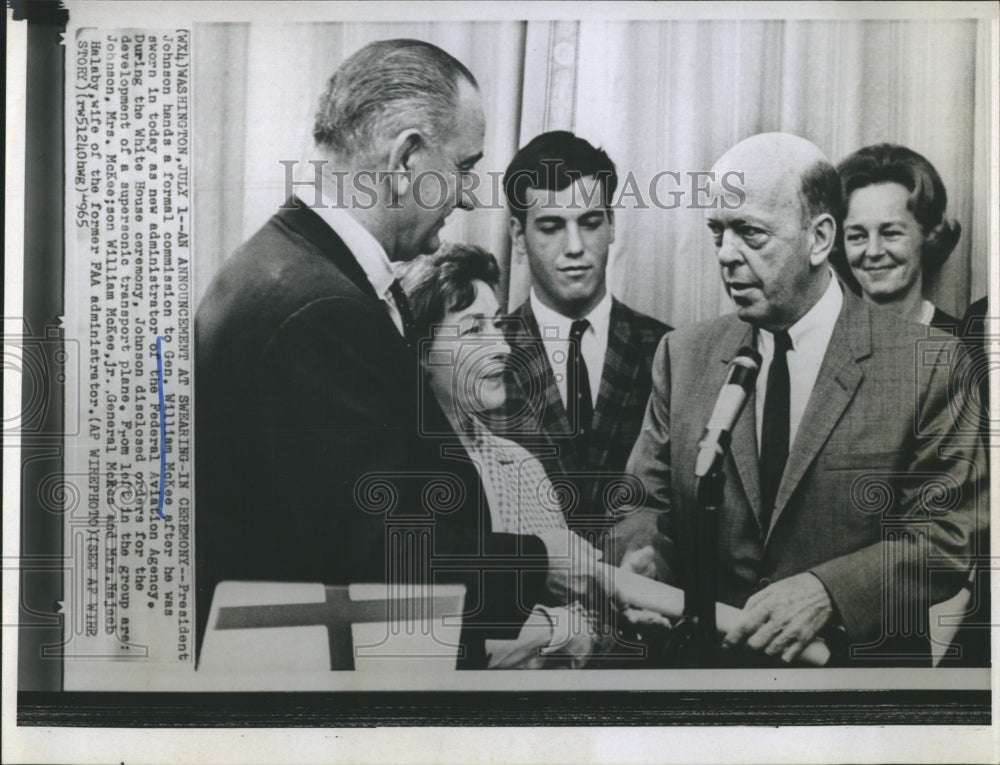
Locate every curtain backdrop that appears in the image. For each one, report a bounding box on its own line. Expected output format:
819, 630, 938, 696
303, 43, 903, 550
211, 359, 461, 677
194, 19, 990, 327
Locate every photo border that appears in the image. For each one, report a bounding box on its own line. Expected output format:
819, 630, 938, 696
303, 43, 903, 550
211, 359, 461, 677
5, 0, 997, 762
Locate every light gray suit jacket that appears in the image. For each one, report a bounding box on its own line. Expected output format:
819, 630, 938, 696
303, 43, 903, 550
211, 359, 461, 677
615, 288, 987, 662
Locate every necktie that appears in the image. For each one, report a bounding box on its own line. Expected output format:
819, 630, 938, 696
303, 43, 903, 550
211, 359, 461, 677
567, 319, 594, 457
759, 330, 792, 533
388, 279, 417, 351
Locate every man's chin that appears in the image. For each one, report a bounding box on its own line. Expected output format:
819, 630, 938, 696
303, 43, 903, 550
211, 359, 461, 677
419, 234, 442, 257
553, 284, 604, 314
734, 303, 770, 326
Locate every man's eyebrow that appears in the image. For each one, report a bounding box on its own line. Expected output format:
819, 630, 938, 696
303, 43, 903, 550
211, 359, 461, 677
720, 217, 751, 228
705, 216, 760, 230
458, 151, 483, 168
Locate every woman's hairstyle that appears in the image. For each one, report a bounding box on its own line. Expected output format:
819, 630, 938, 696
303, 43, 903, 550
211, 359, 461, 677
837, 143, 961, 274
396, 243, 501, 341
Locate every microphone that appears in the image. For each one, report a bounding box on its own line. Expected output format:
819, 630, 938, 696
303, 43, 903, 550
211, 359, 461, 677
694, 346, 762, 478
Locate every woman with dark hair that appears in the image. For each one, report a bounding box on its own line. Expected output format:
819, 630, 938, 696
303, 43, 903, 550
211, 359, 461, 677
397, 244, 618, 668
840, 145, 988, 667
837, 144, 962, 330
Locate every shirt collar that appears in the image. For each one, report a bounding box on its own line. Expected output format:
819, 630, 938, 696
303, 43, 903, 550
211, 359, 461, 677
529, 288, 613, 337
464, 417, 518, 464
463, 416, 488, 451
759, 271, 843, 353
308, 186, 396, 301
461, 415, 508, 457
919, 299, 936, 325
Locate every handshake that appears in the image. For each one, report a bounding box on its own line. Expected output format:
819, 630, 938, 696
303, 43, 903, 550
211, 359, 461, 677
536, 529, 832, 667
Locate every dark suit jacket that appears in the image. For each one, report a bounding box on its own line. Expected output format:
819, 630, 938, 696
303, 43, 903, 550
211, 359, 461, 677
930, 306, 960, 334
498, 298, 669, 531
195, 199, 547, 666
615, 287, 987, 664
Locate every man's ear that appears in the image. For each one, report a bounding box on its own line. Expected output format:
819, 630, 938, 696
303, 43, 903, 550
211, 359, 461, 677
808, 213, 837, 267
386, 129, 423, 197
509, 216, 527, 256
606, 209, 616, 245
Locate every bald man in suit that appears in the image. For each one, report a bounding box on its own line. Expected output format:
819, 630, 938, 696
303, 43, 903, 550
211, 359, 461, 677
616, 133, 987, 666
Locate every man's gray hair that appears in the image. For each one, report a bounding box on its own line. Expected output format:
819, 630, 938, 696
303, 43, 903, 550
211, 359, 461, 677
313, 39, 478, 162
798, 158, 843, 225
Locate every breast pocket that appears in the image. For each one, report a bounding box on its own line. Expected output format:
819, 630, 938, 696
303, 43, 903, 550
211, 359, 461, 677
819, 450, 908, 522
823, 450, 904, 471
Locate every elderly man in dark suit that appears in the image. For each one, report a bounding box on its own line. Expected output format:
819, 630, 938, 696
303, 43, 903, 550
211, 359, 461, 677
616, 132, 987, 666
195, 40, 602, 667
498, 132, 669, 548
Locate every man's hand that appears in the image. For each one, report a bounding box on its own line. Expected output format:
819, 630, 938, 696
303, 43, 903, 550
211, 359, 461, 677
722, 572, 834, 664
620, 545, 660, 579
618, 546, 674, 630
537, 529, 608, 604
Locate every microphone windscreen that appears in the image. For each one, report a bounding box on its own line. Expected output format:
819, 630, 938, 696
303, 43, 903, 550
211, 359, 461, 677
694, 346, 762, 478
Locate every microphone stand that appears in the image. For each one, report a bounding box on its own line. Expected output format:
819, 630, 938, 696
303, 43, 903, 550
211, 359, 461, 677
659, 345, 759, 669
667, 440, 728, 668
689, 460, 725, 667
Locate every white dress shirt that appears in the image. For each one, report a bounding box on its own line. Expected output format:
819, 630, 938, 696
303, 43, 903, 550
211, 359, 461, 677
755, 274, 843, 452
307, 187, 405, 338
529, 289, 612, 410
919, 299, 936, 325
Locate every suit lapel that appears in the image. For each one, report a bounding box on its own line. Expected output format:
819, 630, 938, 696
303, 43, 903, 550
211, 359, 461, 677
275, 198, 381, 304
275, 197, 409, 360
718, 324, 762, 523
508, 304, 575, 471
588, 299, 637, 471
766, 291, 869, 540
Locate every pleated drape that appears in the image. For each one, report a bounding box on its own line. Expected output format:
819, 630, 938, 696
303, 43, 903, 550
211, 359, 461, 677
193, 19, 989, 325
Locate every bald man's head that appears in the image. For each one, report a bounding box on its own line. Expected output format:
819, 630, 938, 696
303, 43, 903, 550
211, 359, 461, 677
711, 133, 843, 226
705, 133, 840, 331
